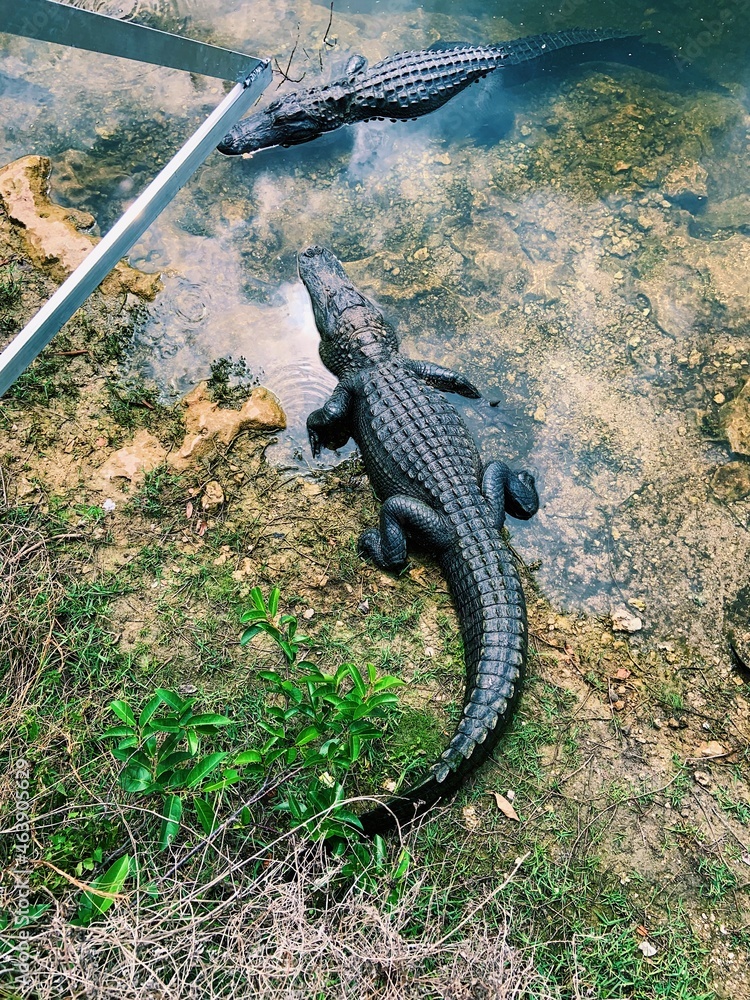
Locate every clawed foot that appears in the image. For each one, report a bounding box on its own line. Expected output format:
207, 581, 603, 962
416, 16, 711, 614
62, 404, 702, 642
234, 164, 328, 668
357, 527, 383, 565
308, 428, 322, 459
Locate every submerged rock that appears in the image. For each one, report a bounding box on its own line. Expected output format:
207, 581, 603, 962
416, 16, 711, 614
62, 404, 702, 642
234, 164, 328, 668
662, 161, 708, 212
691, 194, 750, 236
726, 583, 750, 670
169, 382, 286, 472
711, 461, 750, 502
720, 379, 750, 456
0, 154, 161, 299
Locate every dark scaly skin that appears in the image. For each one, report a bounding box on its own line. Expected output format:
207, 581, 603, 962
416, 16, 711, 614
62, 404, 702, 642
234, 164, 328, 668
218, 27, 635, 155
298, 246, 539, 836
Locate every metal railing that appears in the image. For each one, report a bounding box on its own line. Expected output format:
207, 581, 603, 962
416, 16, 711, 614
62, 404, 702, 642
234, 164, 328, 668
0, 0, 270, 397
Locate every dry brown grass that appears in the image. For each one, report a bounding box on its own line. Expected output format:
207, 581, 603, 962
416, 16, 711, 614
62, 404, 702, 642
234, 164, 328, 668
10, 838, 556, 1000
0, 468, 64, 737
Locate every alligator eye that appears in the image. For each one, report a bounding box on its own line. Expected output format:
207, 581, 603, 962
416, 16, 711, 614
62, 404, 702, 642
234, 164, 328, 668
276, 107, 309, 124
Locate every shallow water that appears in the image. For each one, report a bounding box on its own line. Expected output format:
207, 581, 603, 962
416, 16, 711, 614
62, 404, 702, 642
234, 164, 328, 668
1, 0, 749, 657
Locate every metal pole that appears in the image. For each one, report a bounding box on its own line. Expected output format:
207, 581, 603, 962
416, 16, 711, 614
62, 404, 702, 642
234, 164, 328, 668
0, 0, 261, 82
0, 61, 271, 399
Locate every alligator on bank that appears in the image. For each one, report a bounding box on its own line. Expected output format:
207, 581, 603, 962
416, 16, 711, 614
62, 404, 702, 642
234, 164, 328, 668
218, 28, 639, 156
298, 245, 539, 835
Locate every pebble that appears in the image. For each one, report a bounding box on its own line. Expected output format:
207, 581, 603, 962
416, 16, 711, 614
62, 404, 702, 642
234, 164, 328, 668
611, 607, 643, 633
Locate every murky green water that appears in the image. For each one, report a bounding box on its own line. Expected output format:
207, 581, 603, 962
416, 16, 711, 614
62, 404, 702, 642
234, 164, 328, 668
2, 0, 749, 657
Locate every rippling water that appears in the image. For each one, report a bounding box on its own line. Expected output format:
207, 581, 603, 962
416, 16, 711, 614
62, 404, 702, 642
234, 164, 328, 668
1, 0, 749, 655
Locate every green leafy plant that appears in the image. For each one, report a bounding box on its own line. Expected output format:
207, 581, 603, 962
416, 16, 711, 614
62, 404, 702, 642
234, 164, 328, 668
102, 689, 235, 849
240, 586, 404, 841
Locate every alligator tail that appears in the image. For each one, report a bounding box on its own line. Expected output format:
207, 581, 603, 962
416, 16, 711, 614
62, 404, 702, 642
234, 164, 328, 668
493, 27, 643, 85
358, 514, 527, 837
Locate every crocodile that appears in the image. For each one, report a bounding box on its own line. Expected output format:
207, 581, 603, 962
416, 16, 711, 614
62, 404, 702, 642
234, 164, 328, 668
218, 27, 638, 156
298, 245, 539, 835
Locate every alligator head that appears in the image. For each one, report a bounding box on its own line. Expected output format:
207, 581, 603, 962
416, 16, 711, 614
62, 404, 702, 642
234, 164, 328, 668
298, 245, 399, 378
217, 94, 331, 155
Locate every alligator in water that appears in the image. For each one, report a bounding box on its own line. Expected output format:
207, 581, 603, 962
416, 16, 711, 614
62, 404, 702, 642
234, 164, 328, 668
218, 28, 638, 156
298, 245, 539, 835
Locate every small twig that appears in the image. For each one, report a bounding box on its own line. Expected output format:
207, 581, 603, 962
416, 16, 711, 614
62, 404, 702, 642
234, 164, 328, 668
7, 533, 84, 567
275, 26, 306, 87
32, 859, 127, 900
322, 1, 334, 48
320, 0, 335, 69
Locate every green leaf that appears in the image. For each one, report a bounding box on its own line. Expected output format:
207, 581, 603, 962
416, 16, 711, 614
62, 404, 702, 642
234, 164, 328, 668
240, 608, 268, 623
101, 725, 135, 739
148, 721, 181, 734
156, 752, 195, 777
348, 733, 361, 762
165, 768, 191, 789
347, 663, 367, 698
138, 695, 162, 728
155, 689, 185, 711
75, 854, 131, 925
268, 587, 280, 617
295, 725, 321, 747
331, 808, 363, 830
159, 795, 183, 850
240, 625, 263, 646
13, 903, 50, 929
234, 750, 263, 765
203, 769, 242, 792
109, 700, 135, 727
119, 764, 152, 793
373, 676, 405, 692
258, 721, 285, 739
365, 693, 400, 710
374, 834, 387, 866
393, 848, 411, 880
187, 713, 231, 728
349, 720, 381, 739
119, 750, 152, 770
194, 797, 217, 835
250, 586, 266, 612
187, 731, 199, 754
279, 640, 296, 663
184, 752, 228, 788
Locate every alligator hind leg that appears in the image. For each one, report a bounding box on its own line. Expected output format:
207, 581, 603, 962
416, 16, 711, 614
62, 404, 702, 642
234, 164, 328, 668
358, 495, 452, 570
482, 460, 539, 529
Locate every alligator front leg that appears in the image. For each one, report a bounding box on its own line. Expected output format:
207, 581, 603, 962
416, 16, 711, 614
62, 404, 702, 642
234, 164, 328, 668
481, 460, 539, 530
307, 384, 352, 458
359, 496, 452, 570
405, 360, 481, 399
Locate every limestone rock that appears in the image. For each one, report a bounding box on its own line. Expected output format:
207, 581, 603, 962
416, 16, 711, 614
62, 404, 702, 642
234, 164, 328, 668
697, 194, 750, 234
169, 382, 286, 472
95, 430, 167, 487
0, 155, 161, 299
711, 461, 750, 502
726, 583, 750, 670
720, 379, 750, 456
611, 606, 643, 633
201, 480, 225, 512
662, 161, 708, 211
